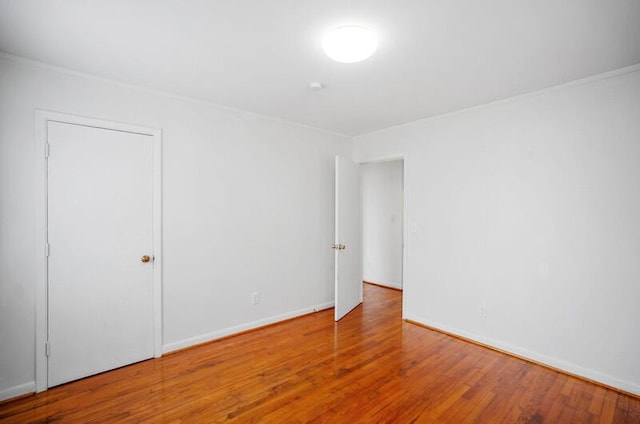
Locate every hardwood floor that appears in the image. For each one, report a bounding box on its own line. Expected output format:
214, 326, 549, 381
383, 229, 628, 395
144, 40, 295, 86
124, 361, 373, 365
1, 284, 639, 423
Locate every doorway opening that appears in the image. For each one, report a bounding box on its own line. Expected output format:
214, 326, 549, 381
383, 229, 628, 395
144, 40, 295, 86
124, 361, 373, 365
360, 158, 405, 315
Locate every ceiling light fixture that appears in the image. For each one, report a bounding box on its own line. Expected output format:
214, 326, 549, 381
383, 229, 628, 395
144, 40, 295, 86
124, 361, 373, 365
323, 25, 378, 63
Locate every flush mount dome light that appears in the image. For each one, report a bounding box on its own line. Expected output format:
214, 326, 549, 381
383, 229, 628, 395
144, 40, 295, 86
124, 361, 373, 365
323, 25, 378, 63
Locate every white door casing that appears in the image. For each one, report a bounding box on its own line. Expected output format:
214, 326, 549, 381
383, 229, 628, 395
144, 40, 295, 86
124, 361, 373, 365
35, 111, 162, 391
334, 156, 362, 321
355, 154, 409, 319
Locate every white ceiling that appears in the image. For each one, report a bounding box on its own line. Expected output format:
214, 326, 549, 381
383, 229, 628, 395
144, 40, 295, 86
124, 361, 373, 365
1, 0, 639, 136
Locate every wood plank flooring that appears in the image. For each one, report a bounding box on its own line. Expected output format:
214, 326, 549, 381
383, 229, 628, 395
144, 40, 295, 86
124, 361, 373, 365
1, 284, 639, 423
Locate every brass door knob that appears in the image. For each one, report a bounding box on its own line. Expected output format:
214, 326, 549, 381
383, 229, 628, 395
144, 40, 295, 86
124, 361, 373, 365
141, 255, 151, 263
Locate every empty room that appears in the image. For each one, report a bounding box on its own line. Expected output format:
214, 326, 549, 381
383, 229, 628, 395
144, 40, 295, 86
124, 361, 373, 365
1, 0, 639, 422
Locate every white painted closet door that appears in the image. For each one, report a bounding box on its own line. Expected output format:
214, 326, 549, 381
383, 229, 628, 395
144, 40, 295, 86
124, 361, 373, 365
334, 156, 362, 321
47, 121, 155, 387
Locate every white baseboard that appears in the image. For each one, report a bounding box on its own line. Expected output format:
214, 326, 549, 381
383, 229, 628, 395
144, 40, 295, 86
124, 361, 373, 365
404, 313, 640, 396
0, 381, 35, 402
163, 301, 335, 354
364, 280, 402, 290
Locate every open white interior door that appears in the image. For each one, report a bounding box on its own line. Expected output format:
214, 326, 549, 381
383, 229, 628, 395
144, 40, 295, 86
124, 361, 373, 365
334, 156, 362, 321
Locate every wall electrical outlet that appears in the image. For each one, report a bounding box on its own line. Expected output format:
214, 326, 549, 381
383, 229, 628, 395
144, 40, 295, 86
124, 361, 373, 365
251, 292, 260, 305
479, 304, 487, 318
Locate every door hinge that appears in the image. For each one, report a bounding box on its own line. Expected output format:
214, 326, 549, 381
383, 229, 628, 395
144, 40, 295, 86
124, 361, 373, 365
45, 143, 50, 158
45, 243, 50, 257
45, 341, 50, 357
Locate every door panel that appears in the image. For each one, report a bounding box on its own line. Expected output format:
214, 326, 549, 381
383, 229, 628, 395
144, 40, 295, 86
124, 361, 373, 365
334, 156, 362, 321
47, 121, 155, 387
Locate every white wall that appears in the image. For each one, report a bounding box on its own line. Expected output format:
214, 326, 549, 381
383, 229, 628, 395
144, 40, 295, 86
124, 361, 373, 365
0, 55, 349, 400
361, 161, 403, 289
354, 66, 640, 395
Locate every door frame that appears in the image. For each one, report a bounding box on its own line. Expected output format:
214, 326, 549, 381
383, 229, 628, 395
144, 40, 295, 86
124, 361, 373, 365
356, 154, 408, 319
34, 110, 163, 392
